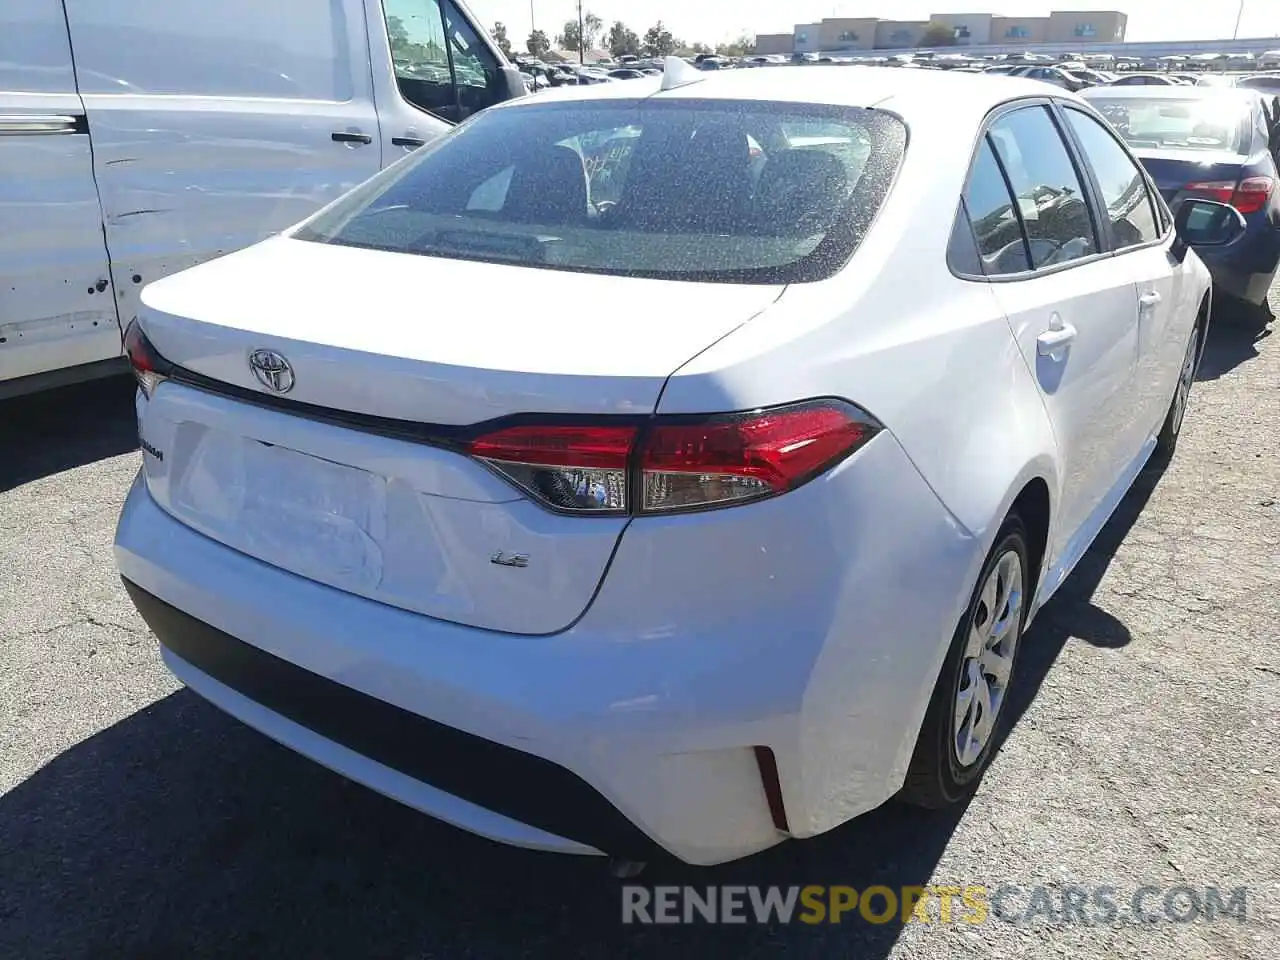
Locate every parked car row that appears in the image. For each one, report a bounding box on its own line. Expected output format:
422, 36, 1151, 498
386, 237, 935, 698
515, 56, 748, 91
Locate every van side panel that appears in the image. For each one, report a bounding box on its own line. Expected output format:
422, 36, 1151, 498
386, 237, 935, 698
62, 0, 384, 327
0, 0, 123, 390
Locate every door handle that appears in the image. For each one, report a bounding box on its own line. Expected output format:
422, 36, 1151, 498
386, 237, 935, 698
0, 114, 85, 136
1036, 322, 1078, 358
1139, 291, 1162, 308
392, 136, 426, 148
331, 131, 372, 145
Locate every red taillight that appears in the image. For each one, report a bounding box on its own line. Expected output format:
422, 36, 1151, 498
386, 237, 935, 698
466, 401, 879, 515
123, 320, 170, 397
1184, 177, 1274, 215
639, 402, 877, 512
1232, 176, 1274, 215
468, 424, 636, 469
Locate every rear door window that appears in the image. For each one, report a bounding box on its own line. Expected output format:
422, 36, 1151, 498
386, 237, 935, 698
987, 106, 1099, 270
1063, 107, 1161, 249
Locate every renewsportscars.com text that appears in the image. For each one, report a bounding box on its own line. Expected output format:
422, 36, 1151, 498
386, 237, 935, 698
621, 884, 1249, 926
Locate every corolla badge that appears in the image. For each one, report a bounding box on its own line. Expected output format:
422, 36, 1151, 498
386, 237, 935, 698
248, 349, 295, 394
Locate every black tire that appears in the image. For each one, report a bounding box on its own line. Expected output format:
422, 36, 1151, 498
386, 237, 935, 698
1154, 315, 1205, 461
900, 514, 1030, 809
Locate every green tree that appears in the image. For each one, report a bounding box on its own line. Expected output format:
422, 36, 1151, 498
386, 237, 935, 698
556, 20, 580, 52
920, 21, 958, 47
491, 21, 513, 58
584, 12, 603, 50
558, 13, 601, 57
716, 35, 754, 57
607, 21, 641, 58
642, 21, 677, 58
387, 15, 409, 47
526, 29, 551, 56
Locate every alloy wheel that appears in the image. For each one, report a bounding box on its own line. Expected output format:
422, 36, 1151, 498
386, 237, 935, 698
954, 550, 1023, 768
1169, 329, 1199, 438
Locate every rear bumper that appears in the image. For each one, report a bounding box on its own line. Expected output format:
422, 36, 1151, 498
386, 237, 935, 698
1205, 265, 1277, 306
114, 427, 980, 865
1197, 227, 1280, 305
124, 579, 656, 859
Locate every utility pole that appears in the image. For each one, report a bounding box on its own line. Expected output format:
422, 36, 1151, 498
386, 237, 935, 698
529, 0, 535, 38
1233, 0, 1245, 40
578, 0, 585, 63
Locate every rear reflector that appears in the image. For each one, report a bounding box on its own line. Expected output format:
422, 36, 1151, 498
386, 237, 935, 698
754, 746, 790, 833
467, 400, 880, 515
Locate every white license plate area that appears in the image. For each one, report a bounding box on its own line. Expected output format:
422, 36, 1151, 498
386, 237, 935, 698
171, 427, 387, 591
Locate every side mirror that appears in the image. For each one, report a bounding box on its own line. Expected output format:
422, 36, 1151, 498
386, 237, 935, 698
497, 66, 529, 102
1172, 198, 1247, 261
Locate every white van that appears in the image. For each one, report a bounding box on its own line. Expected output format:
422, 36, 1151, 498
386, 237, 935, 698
1, 0, 524, 399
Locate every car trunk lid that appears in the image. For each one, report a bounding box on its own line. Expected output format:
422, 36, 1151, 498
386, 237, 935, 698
1131, 149, 1246, 205
135, 237, 782, 634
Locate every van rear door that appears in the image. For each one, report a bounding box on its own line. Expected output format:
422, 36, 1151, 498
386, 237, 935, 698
61, 0, 385, 330
0, 0, 122, 396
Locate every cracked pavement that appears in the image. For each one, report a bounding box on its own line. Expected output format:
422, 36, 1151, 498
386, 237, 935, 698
1, 292, 1277, 959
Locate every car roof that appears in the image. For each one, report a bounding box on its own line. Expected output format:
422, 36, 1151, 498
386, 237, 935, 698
493, 65, 1066, 121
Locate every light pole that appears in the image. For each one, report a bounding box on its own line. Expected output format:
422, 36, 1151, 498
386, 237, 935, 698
578, 0, 585, 64
1233, 0, 1246, 40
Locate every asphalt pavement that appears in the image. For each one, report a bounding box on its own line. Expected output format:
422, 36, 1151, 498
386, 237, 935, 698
1, 293, 1277, 959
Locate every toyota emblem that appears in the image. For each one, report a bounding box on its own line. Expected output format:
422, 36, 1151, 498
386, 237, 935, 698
248, 349, 295, 394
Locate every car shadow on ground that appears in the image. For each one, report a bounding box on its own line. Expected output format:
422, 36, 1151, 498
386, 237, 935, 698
1197, 299, 1273, 382
0, 375, 138, 492
0, 464, 1168, 959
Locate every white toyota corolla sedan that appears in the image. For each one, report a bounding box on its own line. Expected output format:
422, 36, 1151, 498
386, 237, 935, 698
115, 61, 1241, 868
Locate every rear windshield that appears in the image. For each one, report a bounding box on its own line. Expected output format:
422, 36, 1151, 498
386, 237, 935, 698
293, 99, 907, 283
1087, 96, 1247, 153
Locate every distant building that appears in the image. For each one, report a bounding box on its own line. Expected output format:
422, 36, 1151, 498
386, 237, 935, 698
754, 33, 793, 55
820, 18, 879, 52
761, 8, 1128, 54
927, 13, 994, 46
991, 15, 1049, 43
1046, 9, 1127, 43
793, 22, 823, 54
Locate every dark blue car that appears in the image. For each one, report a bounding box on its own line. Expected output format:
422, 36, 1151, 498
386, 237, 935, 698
1084, 86, 1280, 305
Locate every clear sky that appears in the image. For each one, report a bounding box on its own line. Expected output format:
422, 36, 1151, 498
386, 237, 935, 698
467, 0, 1280, 48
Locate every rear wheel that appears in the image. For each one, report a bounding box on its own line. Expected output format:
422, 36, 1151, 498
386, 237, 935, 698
900, 515, 1029, 809
1154, 317, 1203, 460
